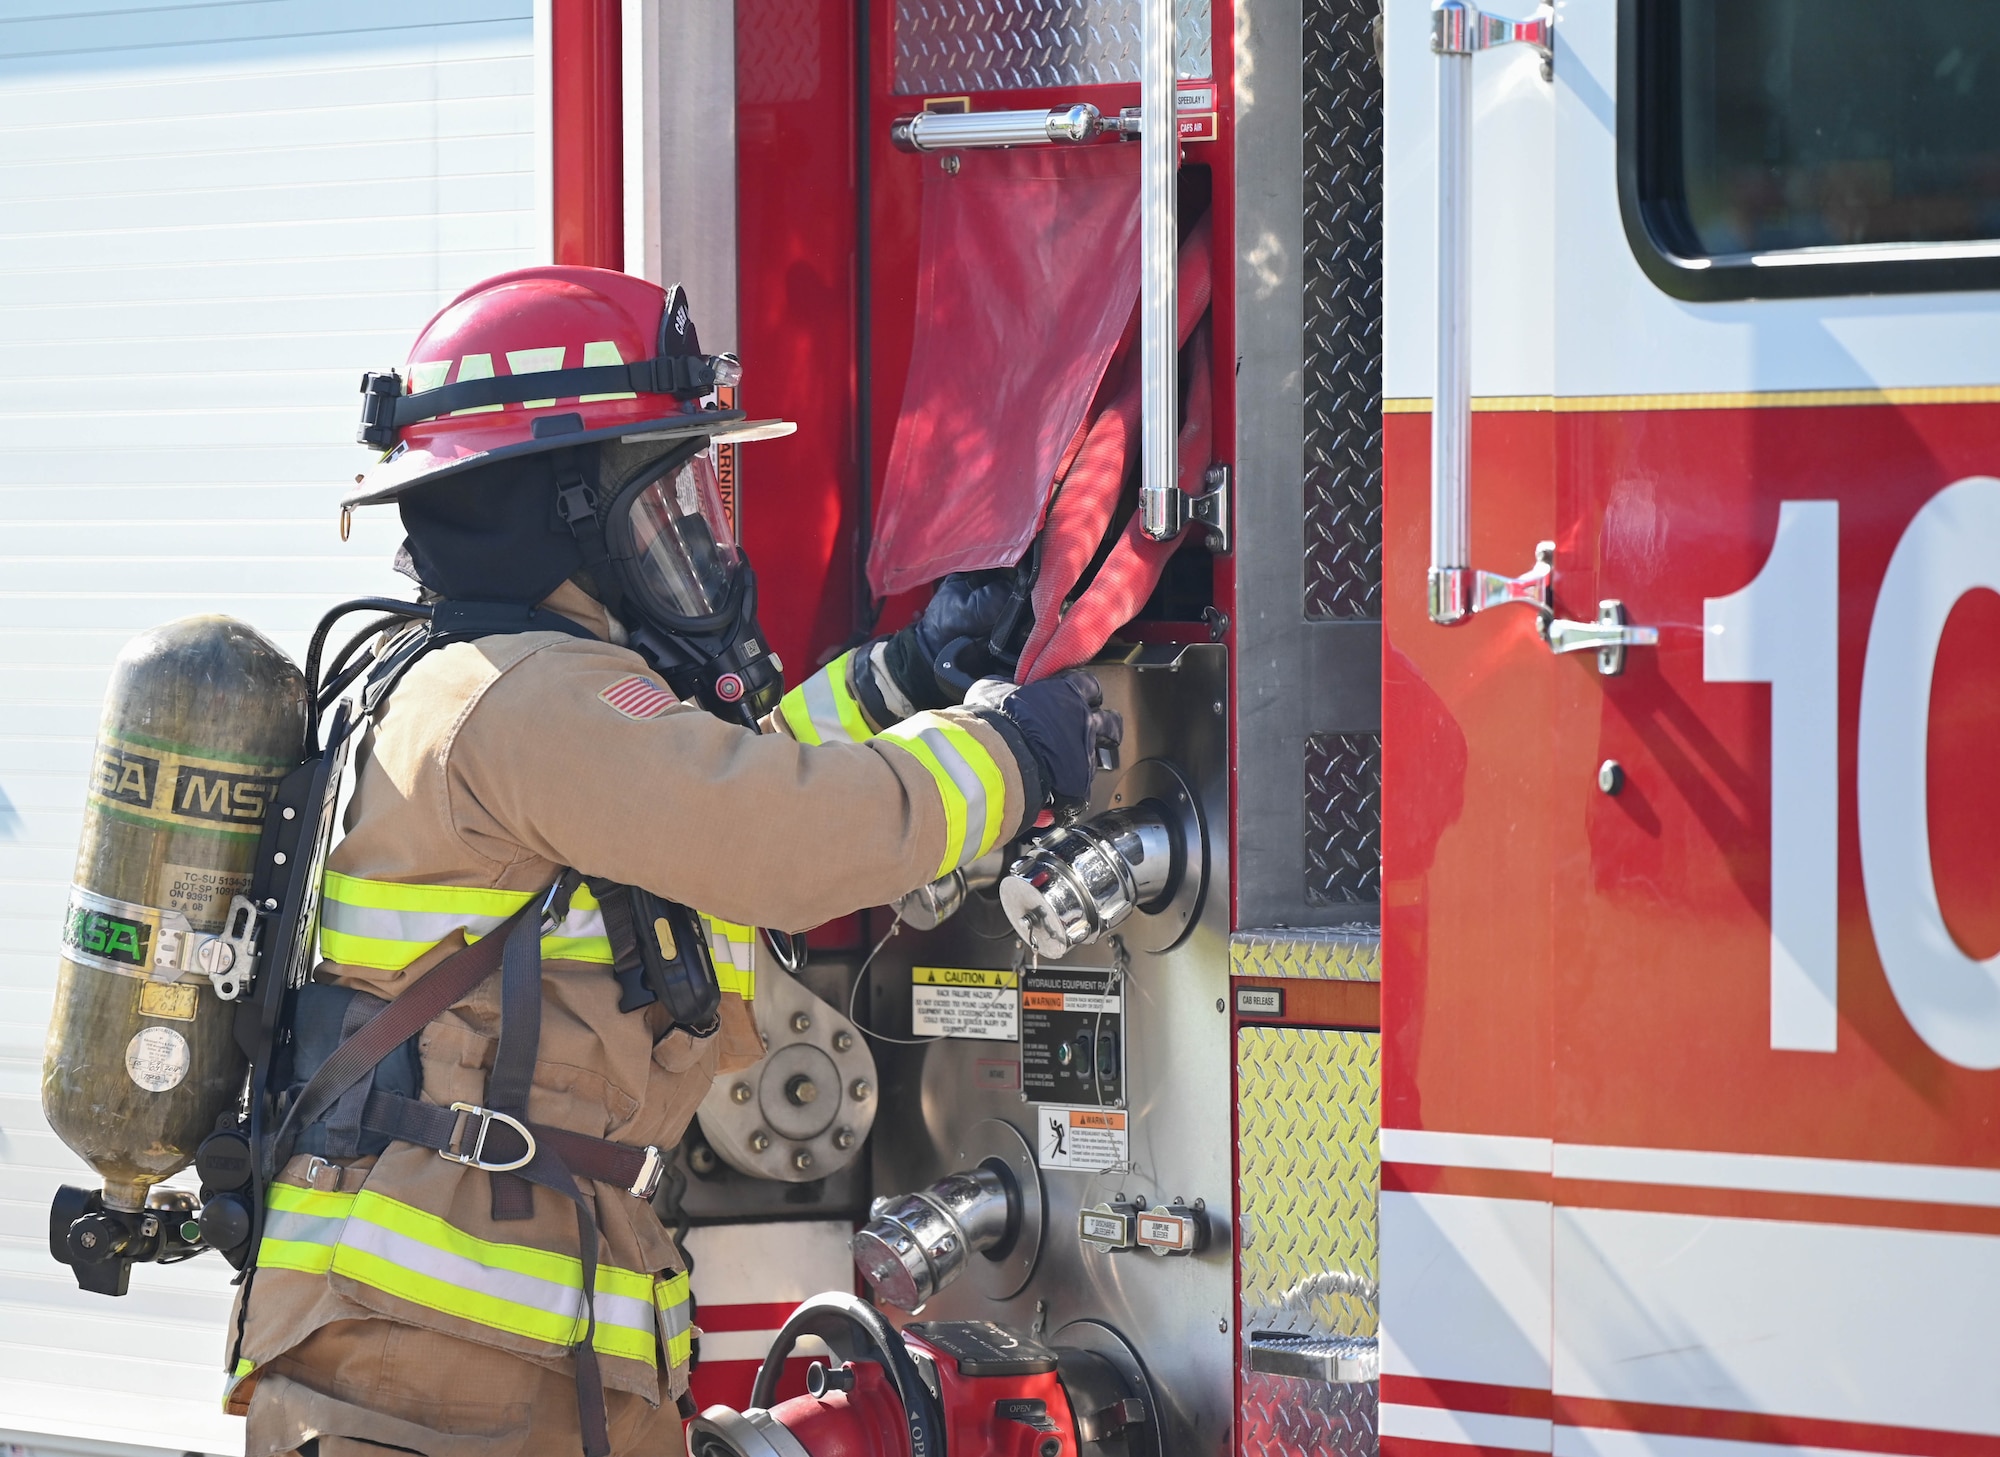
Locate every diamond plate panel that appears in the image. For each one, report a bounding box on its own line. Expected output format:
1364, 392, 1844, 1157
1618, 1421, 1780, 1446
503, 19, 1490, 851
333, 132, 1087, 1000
892, 0, 1212, 94
1238, 1027, 1380, 1457
1306, 731, 1381, 906
1302, 0, 1383, 619
1230, 926, 1380, 982
739, 0, 823, 104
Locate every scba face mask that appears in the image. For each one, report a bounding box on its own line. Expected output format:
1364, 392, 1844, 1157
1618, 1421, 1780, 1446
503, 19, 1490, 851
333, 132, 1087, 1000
594, 442, 782, 725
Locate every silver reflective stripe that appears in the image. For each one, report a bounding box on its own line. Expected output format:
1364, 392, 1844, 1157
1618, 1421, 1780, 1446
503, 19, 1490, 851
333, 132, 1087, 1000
915, 725, 991, 866
801, 665, 851, 743
869, 639, 917, 721
262, 1207, 342, 1249
552, 905, 607, 942
319, 900, 511, 945
318, 900, 604, 946
658, 1293, 692, 1338
336, 1211, 653, 1339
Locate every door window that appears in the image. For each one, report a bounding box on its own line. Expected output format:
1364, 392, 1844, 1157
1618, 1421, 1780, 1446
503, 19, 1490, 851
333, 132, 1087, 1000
1620, 0, 2000, 297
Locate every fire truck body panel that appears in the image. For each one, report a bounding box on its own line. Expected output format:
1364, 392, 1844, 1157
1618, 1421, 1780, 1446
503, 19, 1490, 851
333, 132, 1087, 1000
1381, 3, 2000, 1453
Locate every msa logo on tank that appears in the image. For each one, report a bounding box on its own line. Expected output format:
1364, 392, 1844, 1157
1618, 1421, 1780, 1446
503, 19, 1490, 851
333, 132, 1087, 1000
89, 733, 283, 834
65, 901, 151, 969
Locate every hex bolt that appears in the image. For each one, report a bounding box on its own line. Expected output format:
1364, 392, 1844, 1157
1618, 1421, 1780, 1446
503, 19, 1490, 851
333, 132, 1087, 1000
832, 1029, 854, 1052
786, 1074, 819, 1106
834, 1126, 856, 1150
1598, 759, 1625, 796
749, 1130, 771, 1153
940, 153, 961, 175
793, 1149, 814, 1173
790, 1011, 812, 1034
730, 1082, 753, 1104
850, 1079, 873, 1101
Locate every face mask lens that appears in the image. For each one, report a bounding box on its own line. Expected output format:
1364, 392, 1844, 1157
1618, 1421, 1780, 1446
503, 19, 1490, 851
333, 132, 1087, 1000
625, 453, 739, 619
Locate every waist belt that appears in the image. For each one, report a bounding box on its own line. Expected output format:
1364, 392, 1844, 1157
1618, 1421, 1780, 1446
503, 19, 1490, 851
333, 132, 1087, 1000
359, 1090, 666, 1201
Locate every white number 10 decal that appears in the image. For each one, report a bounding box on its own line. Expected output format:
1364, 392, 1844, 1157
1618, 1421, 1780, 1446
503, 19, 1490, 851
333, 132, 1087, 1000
1703, 477, 2000, 1069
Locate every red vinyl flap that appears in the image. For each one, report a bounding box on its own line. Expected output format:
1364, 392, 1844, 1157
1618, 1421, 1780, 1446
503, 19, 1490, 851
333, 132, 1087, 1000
868, 144, 1141, 598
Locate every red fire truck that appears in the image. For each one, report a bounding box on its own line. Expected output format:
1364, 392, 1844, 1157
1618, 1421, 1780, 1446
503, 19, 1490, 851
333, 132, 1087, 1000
12, 0, 1999, 1454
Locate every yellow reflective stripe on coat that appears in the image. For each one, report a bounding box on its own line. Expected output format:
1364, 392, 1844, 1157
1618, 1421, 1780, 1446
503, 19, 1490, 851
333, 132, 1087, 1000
701, 915, 756, 1001
259, 1184, 673, 1367
877, 712, 1007, 877
318, 872, 613, 971
778, 650, 872, 745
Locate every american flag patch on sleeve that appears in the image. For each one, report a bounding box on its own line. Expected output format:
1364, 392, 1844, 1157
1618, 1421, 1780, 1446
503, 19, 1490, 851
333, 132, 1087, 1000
597, 674, 677, 721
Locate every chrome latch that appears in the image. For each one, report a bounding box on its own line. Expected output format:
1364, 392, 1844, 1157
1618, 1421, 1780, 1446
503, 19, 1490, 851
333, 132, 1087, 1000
628, 1145, 666, 1201
1546, 599, 1660, 677
442, 1102, 537, 1173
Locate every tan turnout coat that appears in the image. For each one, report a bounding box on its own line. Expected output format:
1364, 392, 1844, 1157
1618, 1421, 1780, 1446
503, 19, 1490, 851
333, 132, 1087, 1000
234, 582, 1028, 1457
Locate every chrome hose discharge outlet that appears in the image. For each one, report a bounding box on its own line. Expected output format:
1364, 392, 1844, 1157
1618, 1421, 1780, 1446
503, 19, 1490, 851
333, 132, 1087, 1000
999, 759, 1207, 961
890, 846, 1006, 931
850, 1120, 1044, 1311
853, 1165, 1014, 1310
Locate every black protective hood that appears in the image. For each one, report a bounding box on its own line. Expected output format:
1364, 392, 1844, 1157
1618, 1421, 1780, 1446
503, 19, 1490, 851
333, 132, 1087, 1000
396, 449, 586, 605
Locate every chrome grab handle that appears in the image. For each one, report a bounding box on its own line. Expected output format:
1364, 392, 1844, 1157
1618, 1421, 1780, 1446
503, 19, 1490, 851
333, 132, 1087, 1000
890, 104, 1136, 153
1137, 0, 1180, 544
1427, 0, 1553, 627
1425, 4, 1653, 676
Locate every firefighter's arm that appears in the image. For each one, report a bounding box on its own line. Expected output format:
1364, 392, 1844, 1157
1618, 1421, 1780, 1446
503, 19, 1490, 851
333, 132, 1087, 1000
446, 639, 1048, 932
767, 572, 1017, 743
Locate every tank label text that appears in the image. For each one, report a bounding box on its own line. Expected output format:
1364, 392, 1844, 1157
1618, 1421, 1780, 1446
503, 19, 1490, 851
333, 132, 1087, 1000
89, 733, 285, 836
125, 1025, 191, 1092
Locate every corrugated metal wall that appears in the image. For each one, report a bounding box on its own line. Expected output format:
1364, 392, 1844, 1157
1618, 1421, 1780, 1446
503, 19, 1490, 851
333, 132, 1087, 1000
0, 3, 540, 1451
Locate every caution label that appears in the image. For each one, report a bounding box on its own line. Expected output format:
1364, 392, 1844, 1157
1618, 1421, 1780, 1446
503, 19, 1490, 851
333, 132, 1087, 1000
1036, 1104, 1129, 1172
912, 966, 1018, 1041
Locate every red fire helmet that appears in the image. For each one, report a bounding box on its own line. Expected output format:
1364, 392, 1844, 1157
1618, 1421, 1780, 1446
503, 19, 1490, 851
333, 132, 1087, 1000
345, 265, 786, 506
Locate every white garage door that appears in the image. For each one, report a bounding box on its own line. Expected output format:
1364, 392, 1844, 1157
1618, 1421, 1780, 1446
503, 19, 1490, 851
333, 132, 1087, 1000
0, 3, 542, 1451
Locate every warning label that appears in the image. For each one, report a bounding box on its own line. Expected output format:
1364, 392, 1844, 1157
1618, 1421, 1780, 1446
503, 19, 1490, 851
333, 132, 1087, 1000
911, 966, 1018, 1041
1020, 967, 1123, 1106
1037, 1104, 1129, 1172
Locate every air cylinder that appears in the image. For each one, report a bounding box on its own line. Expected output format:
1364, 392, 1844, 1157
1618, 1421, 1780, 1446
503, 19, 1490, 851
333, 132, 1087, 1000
41, 616, 306, 1211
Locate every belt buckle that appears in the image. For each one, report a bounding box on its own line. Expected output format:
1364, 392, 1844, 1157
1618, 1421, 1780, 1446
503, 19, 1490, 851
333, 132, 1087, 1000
442, 1101, 537, 1173
629, 1145, 666, 1201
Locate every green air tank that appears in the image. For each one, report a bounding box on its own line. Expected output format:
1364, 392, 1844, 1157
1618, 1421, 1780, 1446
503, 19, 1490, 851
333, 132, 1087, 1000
42, 616, 307, 1211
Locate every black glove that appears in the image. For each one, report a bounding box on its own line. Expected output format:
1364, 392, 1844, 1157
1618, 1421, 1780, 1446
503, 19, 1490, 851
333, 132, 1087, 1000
982, 671, 1123, 824
880, 570, 1018, 710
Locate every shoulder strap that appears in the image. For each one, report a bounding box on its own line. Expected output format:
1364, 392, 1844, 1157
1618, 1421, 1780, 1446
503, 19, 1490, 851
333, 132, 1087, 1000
360, 600, 597, 716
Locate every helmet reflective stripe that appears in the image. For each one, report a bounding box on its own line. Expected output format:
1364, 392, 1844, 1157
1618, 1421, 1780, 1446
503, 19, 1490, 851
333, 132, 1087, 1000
701, 915, 756, 1001
450, 353, 502, 416
506, 346, 567, 409
580, 339, 637, 403
318, 871, 613, 972
259, 1184, 681, 1368
778, 651, 871, 746
879, 713, 1007, 878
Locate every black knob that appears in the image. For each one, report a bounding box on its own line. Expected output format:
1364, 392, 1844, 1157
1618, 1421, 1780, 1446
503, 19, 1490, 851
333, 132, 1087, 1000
195, 1129, 255, 1192
68, 1211, 131, 1266
198, 1192, 254, 1252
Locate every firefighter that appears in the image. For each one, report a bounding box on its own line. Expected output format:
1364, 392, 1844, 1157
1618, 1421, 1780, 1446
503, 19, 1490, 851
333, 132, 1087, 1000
229, 266, 1115, 1457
